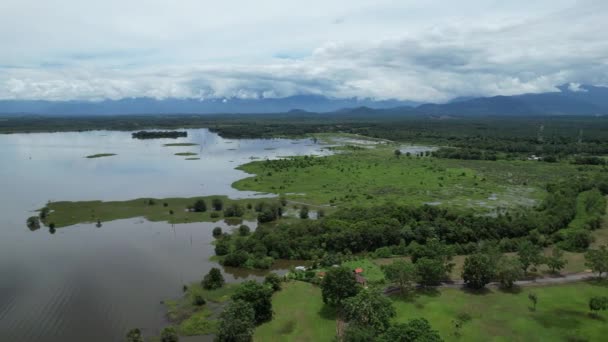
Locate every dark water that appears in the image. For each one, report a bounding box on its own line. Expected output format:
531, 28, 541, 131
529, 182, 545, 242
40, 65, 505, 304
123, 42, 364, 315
0, 129, 327, 341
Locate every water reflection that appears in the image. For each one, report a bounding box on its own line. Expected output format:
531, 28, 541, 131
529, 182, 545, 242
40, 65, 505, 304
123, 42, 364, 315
0, 129, 330, 342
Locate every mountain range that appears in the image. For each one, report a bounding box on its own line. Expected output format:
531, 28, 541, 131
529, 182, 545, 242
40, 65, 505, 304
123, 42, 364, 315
0, 84, 606, 116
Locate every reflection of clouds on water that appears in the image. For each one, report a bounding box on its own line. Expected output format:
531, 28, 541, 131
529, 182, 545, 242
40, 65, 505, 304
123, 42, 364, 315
0, 129, 331, 218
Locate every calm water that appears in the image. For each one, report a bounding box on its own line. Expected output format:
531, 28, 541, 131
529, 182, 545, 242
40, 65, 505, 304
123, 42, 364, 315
0, 129, 329, 341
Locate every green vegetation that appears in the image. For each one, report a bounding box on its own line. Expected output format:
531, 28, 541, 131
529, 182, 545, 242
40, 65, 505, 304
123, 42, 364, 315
254, 281, 336, 342
41, 196, 270, 227
132, 130, 187, 139
185, 157, 200, 160
85, 153, 116, 158
343, 259, 385, 283
174, 152, 197, 156
164, 143, 199, 147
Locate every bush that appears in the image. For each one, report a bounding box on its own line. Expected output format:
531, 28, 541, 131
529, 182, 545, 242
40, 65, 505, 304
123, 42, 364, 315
264, 273, 282, 292
193, 199, 207, 212
212, 227, 223, 238
238, 225, 251, 236
192, 294, 206, 306
160, 327, 179, 342
214, 240, 230, 256
212, 198, 224, 211
202, 267, 225, 290
224, 204, 245, 217
210, 212, 221, 218
223, 251, 249, 267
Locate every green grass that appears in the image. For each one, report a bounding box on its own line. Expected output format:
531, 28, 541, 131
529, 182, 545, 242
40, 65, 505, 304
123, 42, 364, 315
254, 281, 336, 342
393, 280, 608, 342
175, 152, 198, 156
342, 258, 386, 283
233, 147, 583, 212
164, 143, 199, 147
165, 282, 238, 336
85, 153, 116, 158
43, 196, 267, 228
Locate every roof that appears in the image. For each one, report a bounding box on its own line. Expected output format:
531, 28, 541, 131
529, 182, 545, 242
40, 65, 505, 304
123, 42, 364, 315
354, 268, 364, 274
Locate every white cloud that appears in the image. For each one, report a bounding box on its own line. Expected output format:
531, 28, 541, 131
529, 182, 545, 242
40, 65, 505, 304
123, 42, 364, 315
0, 0, 606, 101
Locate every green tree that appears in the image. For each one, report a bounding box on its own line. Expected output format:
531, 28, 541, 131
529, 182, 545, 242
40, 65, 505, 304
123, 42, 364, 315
216, 300, 255, 342
231, 281, 273, 324
415, 258, 447, 287
546, 248, 567, 274
517, 240, 543, 273
125, 328, 144, 342
160, 326, 179, 342
238, 225, 251, 236
299, 206, 309, 219
321, 266, 360, 306
495, 256, 524, 289
589, 296, 608, 316
212, 227, 223, 238
462, 253, 495, 290
378, 318, 443, 342
343, 324, 376, 342
343, 287, 396, 333
193, 199, 207, 212
382, 260, 417, 297
264, 273, 282, 292
585, 245, 608, 278
202, 267, 225, 290
224, 203, 245, 217
394, 149, 402, 158
212, 198, 224, 211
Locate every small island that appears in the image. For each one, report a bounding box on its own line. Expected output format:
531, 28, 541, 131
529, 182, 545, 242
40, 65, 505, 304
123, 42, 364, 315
175, 152, 198, 156
164, 143, 199, 147
85, 153, 117, 159
185, 157, 201, 160
132, 131, 187, 139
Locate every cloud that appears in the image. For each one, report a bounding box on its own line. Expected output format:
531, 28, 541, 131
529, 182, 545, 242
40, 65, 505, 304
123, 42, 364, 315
0, 0, 606, 102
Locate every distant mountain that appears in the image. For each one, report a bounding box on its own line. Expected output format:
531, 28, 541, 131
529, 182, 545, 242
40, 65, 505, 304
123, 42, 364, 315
0, 95, 420, 115
416, 84, 608, 116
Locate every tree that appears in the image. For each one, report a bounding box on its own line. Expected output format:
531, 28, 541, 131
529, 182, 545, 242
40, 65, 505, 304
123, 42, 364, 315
343, 288, 396, 333
27, 216, 41, 231
160, 326, 179, 342
415, 258, 447, 287
231, 281, 273, 324
202, 268, 225, 290
212, 198, 224, 211
238, 225, 251, 236
224, 203, 244, 217
299, 206, 309, 219
264, 273, 282, 292
528, 292, 538, 311
394, 149, 402, 158
125, 328, 144, 342
585, 245, 608, 278
382, 260, 417, 296
193, 294, 206, 306
216, 300, 255, 342
343, 324, 376, 342
495, 256, 524, 289
320, 266, 360, 306
193, 199, 207, 212
378, 318, 443, 342
213, 227, 223, 238
546, 248, 567, 274
462, 253, 495, 290
589, 296, 608, 316
222, 251, 249, 267
517, 240, 543, 273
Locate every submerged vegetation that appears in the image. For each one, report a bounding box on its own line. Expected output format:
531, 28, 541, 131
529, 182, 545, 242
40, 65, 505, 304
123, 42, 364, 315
131, 130, 187, 139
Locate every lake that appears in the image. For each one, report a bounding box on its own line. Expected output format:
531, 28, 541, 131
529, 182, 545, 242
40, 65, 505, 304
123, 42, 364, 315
0, 129, 329, 341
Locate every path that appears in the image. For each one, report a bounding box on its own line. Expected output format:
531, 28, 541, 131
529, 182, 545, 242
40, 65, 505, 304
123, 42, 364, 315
384, 271, 598, 295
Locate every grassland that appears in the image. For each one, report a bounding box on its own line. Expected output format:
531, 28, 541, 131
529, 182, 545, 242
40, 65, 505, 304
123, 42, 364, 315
164, 143, 199, 147
165, 283, 238, 336
254, 281, 336, 342
255, 280, 608, 342
233, 146, 585, 212
85, 153, 116, 158
43, 196, 268, 228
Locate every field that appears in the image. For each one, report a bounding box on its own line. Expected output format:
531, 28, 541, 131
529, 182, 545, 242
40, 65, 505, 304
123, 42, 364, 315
254, 281, 336, 342
233, 146, 585, 212
43, 196, 268, 228
256, 280, 608, 342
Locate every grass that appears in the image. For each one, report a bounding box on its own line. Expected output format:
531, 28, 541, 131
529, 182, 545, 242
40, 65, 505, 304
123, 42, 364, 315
43, 196, 268, 228
175, 152, 198, 156
254, 281, 336, 342
342, 258, 386, 283
392, 280, 608, 342
165, 282, 238, 336
164, 143, 199, 147
85, 153, 116, 158
233, 146, 584, 212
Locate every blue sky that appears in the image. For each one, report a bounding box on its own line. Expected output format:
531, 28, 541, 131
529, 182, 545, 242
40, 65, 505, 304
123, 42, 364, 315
1, 0, 606, 101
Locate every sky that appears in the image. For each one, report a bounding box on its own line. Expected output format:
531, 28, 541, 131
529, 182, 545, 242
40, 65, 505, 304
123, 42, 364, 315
1, 0, 606, 102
